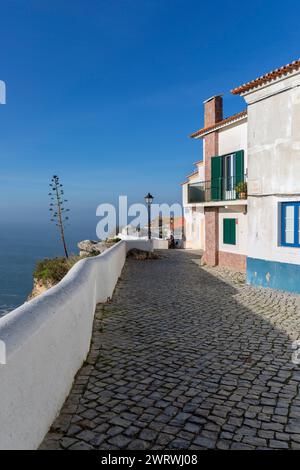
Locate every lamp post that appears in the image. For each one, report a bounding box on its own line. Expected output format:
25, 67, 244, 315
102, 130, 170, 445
144, 192, 154, 240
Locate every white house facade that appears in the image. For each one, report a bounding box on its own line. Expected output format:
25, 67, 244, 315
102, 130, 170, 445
183, 96, 248, 271
182, 162, 205, 250
183, 58, 300, 294
232, 58, 300, 293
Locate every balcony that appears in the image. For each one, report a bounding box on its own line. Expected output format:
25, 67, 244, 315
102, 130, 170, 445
188, 175, 247, 204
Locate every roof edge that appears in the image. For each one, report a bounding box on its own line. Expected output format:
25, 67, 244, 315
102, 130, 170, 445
231, 58, 300, 95
190, 110, 247, 139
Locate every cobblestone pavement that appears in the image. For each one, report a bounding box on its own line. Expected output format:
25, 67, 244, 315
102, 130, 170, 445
41, 250, 300, 450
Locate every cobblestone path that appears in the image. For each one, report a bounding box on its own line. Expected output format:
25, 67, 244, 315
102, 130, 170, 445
41, 250, 300, 450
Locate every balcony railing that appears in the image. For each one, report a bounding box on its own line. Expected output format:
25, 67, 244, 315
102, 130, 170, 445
188, 175, 247, 204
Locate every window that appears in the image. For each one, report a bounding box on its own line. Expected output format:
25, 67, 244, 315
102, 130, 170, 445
223, 218, 236, 245
281, 202, 300, 247
188, 182, 205, 203
211, 150, 244, 201
223, 153, 236, 191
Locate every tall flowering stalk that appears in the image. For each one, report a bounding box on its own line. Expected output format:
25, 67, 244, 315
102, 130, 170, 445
49, 175, 70, 258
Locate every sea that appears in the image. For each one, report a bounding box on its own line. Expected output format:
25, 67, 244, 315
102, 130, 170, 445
0, 223, 97, 317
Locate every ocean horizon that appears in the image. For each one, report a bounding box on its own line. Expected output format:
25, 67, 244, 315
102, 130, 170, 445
0, 223, 98, 317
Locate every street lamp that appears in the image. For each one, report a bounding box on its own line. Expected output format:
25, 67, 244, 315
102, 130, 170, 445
144, 192, 154, 240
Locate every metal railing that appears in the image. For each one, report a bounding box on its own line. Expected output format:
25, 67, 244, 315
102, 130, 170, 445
188, 175, 247, 204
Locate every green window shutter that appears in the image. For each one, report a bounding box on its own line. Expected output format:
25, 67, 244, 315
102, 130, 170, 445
223, 218, 236, 245
211, 156, 222, 201
235, 150, 244, 186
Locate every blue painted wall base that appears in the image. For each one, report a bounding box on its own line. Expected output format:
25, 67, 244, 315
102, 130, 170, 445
247, 257, 300, 294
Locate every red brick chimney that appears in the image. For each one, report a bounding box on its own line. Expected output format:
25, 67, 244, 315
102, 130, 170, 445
204, 95, 223, 181
204, 95, 223, 127
203, 95, 223, 267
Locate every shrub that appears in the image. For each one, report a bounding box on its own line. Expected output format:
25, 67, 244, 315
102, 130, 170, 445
33, 256, 82, 284
235, 181, 247, 194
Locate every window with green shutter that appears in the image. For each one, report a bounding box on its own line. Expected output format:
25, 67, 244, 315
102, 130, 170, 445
223, 218, 236, 245
210, 150, 244, 201
211, 155, 222, 200
235, 150, 244, 186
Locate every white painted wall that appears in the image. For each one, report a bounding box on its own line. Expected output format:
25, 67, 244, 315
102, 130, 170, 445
0, 239, 152, 450
218, 121, 248, 256
244, 70, 300, 264
218, 207, 248, 255
182, 183, 188, 206
182, 163, 205, 249
197, 163, 205, 180
218, 120, 248, 169
246, 72, 300, 196
184, 206, 205, 250
182, 117, 247, 252
247, 195, 300, 265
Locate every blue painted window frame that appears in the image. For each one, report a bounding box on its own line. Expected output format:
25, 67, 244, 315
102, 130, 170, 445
281, 202, 300, 247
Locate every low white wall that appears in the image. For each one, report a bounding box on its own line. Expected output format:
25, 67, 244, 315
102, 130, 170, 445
118, 236, 168, 250
152, 238, 168, 249
0, 239, 152, 450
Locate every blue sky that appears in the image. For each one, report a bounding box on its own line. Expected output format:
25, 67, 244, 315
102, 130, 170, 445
1, 0, 300, 236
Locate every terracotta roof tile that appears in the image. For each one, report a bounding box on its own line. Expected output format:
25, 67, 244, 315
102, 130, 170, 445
231, 59, 300, 95
190, 110, 247, 138
186, 170, 198, 179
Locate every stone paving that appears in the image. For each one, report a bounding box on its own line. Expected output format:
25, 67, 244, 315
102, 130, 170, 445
40, 250, 300, 450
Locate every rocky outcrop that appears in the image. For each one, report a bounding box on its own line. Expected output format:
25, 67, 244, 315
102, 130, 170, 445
28, 278, 54, 300
77, 240, 109, 257
28, 240, 119, 300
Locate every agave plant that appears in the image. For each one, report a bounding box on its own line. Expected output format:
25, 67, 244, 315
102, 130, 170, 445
49, 175, 70, 258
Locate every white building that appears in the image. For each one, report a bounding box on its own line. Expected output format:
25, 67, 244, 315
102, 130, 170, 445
183, 58, 300, 293
232, 58, 300, 293
182, 162, 205, 250
183, 96, 248, 271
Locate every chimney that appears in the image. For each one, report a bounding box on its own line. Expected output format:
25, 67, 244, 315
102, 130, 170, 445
202, 95, 223, 270
204, 95, 223, 127
203, 95, 223, 183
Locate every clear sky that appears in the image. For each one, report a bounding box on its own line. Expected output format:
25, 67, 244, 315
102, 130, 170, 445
1, 0, 300, 236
